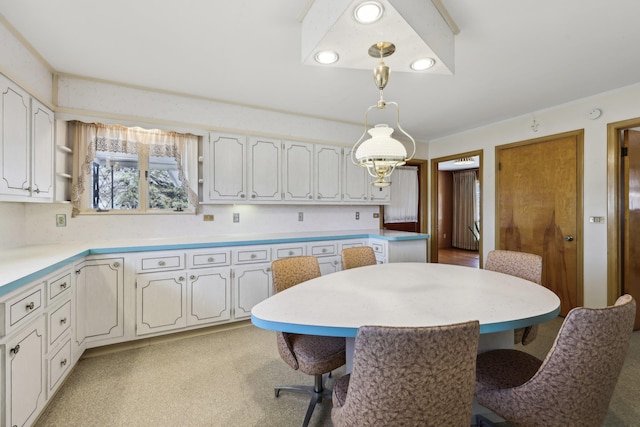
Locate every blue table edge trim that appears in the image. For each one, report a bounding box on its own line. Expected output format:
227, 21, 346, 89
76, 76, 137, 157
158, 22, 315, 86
251, 306, 561, 337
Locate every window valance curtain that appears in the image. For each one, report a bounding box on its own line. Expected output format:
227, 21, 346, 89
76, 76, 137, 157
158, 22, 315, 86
69, 121, 199, 216
452, 169, 479, 250
385, 166, 419, 223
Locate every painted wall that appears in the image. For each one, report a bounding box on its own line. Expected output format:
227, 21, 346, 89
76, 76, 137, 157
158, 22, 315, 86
0, 19, 388, 250
428, 83, 640, 308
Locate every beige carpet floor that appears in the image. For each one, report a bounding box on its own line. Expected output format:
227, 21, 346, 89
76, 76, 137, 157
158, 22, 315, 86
34, 318, 640, 427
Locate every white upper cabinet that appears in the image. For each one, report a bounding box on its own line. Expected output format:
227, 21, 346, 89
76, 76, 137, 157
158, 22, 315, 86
282, 141, 314, 202
247, 137, 281, 201
0, 74, 54, 202
31, 98, 55, 200
203, 132, 390, 205
204, 132, 247, 201
314, 144, 342, 202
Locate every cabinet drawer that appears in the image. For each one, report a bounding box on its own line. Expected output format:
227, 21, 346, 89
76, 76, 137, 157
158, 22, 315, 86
233, 247, 271, 264
4, 285, 44, 336
272, 245, 305, 260
48, 300, 71, 347
371, 242, 386, 256
188, 250, 230, 269
48, 272, 72, 302
308, 243, 338, 257
139, 253, 184, 272
49, 339, 72, 392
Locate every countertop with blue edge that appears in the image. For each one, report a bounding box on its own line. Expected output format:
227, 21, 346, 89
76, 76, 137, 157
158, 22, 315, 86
0, 229, 429, 296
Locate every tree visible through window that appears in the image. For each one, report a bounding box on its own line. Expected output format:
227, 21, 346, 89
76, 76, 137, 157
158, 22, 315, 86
70, 122, 198, 216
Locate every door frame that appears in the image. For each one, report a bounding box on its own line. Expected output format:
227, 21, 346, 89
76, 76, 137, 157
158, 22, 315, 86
496, 129, 584, 309
379, 159, 428, 234
607, 117, 640, 304
429, 150, 483, 263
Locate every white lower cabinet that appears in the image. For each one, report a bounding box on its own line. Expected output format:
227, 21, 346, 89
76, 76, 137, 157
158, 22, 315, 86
136, 267, 231, 335
2, 315, 46, 427
232, 263, 272, 320
73, 256, 124, 354
318, 256, 341, 275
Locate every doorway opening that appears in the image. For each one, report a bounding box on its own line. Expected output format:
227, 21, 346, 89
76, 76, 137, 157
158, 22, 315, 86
430, 151, 482, 267
607, 119, 640, 330
381, 159, 428, 234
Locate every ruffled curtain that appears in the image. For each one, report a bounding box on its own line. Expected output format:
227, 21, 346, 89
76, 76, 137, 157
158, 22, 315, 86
384, 166, 419, 223
452, 169, 479, 250
70, 121, 198, 216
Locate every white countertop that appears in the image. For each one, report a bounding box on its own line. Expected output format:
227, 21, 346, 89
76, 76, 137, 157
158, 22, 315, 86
0, 229, 429, 294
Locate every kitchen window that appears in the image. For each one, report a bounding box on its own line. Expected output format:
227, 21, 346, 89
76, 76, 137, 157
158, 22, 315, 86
69, 121, 199, 216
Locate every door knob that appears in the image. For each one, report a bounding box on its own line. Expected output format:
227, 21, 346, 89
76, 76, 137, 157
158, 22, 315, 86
564, 235, 574, 242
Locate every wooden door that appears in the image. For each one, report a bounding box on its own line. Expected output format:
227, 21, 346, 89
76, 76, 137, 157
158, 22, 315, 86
623, 130, 640, 329
496, 131, 583, 315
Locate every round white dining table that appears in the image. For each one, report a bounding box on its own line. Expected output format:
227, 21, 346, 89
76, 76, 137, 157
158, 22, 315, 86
251, 262, 561, 339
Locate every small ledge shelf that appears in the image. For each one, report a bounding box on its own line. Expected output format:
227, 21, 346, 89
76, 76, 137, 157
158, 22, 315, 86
56, 145, 73, 154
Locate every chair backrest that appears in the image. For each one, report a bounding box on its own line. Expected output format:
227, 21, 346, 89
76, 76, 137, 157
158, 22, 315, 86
271, 256, 321, 293
341, 246, 377, 270
508, 294, 635, 426
484, 250, 542, 284
334, 321, 480, 427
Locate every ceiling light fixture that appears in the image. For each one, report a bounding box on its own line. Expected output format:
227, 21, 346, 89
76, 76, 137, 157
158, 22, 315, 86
353, 1, 384, 24
314, 50, 339, 64
351, 42, 416, 188
410, 57, 436, 71
454, 157, 475, 165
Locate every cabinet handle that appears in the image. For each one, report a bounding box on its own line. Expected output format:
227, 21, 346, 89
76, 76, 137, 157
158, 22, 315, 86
308, 195, 312, 199
179, 276, 185, 281
240, 193, 245, 198
317, 195, 322, 199
60, 282, 68, 289
190, 275, 196, 280
250, 254, 257, 259
322, 248, 327, 253
33, 186, 41, 194
266, 267, 272, 272
60, 317, 67, 325
251, 194, 256, 199
113, 262, 121, 268
26, 301, 35, 310
158, 260, 166, 266
288, 251, 294, 256
10, 344, 20, 356
60, 358, 68, 367
207, 257, 215, 262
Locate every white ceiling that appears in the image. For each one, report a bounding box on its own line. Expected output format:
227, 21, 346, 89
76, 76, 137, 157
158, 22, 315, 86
2, 0, 640, 143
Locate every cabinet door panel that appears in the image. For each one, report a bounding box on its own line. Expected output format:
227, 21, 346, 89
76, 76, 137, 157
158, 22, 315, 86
233, 265, 272, 319
0, 75, 30, 196
208, 133, 246, 200
189, 270, 231, 325
315, 145, 341, 202
31, 99, 54, 199
136, 272, 187, 335
5, 316, 45, 427
248, 137, 281, 201
342, 147, 368, 202
283, 142, 313, 201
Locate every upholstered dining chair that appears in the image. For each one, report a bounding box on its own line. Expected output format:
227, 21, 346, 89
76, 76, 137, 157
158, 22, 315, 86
331, 321, 480, 427
270, 256, 346, 427
475, 294, 636, 427
341, 246, 377, 270
484, 249, 543, 345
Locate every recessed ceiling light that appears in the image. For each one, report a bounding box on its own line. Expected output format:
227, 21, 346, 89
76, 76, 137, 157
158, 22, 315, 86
314, 50, 339, 64
354, 1, 384, 24
410, 58, 436, 71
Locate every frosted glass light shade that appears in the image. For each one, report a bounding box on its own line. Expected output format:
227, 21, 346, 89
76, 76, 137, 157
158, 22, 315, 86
355, 124, 407, 166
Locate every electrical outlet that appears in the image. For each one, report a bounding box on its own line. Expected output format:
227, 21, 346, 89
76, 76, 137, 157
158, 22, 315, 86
355, 212, 360, 220
56, 214, 66, 227
233, 213, 240, 223
203, 214, 214, 221
373, 213, 380, 218
298, 212, 304, 221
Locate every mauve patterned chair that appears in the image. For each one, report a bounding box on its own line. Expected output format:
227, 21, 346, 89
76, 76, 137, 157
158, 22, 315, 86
475, 294, 636, 427
270, 256, 346, 427
331, 321, 480, 427
341, 246, 377, 270
484, 250, 543, 345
